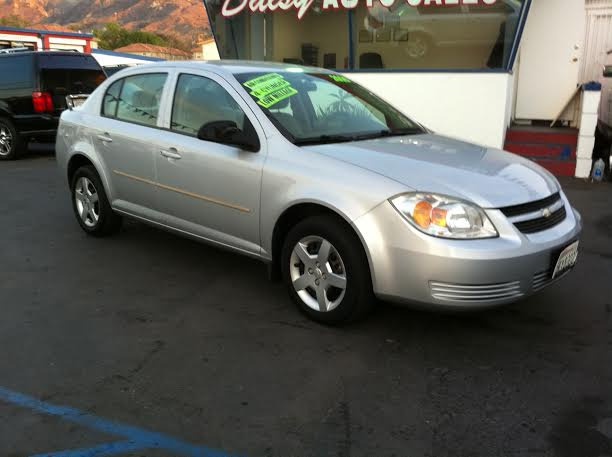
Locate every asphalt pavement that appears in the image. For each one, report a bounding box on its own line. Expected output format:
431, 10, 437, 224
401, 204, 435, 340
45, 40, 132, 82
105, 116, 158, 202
1, 149, 611, 457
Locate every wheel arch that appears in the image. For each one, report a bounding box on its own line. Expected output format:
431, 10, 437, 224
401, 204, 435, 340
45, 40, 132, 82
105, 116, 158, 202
66, 153, 113, 201
0, 102, 13, 119
269, 201, 375, 287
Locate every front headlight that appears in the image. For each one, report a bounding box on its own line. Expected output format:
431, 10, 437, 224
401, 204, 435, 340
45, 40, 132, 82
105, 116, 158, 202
390, 193, 498, 239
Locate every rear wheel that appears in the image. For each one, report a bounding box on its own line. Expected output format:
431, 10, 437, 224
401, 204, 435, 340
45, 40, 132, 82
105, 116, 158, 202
0, 118, 22, 161
71, 165, 122, 236
281, 215, 374, 325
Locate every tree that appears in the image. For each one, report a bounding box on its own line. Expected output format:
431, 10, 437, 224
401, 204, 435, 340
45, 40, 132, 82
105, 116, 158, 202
93, 23, 189, 51
0, 15, 30, 28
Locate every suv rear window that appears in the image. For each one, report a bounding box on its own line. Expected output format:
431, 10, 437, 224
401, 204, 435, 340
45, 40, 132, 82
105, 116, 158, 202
41, 69, 106, 95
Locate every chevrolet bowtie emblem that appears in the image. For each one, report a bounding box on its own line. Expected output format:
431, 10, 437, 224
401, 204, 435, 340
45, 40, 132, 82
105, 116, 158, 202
542, 208, 553, 218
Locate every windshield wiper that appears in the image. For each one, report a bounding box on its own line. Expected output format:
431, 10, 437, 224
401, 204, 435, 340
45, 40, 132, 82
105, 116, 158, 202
382, 127, 425, 137
294, 134, 358, 146
353, 128, 426, 141
294, 128, 424, 146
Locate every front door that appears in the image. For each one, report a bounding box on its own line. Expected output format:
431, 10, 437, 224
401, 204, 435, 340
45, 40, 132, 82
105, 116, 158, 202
155, 71, 266, 255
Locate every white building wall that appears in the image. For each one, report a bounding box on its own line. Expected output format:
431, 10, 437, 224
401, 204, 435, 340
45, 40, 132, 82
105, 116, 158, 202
346, 72, 513, 149
91, 50, 158, 67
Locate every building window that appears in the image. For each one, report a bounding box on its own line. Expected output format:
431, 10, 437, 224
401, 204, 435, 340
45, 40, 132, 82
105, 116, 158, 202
205, 0, 527, 71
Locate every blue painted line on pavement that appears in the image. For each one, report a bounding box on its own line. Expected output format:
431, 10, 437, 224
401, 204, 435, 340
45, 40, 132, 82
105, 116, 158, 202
30, 441, 142, 457
0, 386, 242, 457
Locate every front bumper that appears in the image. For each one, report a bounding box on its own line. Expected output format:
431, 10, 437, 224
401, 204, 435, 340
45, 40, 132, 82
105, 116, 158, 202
353, 192, 582, 309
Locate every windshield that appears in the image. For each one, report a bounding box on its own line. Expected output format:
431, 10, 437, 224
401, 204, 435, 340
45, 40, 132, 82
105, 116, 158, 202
234, 71, 424, 145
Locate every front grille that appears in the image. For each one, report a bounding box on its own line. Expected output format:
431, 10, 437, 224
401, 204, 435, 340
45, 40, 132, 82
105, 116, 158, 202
430, 281, 523, 302
499, 192, 567, 234
532, 270, 552, 292
499, 192, 561, 218
514, 206, 567, 234
533, 264, 574, 292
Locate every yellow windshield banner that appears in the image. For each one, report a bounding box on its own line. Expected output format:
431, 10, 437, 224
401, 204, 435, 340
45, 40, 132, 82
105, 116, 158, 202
256, 85, 298, 109
250, 78, 291, 99
329, 75, 352, 83
243, 73, 284, 90
243, 73, 298, 109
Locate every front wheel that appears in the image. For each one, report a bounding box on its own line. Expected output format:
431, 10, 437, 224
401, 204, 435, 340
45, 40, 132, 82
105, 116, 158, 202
281, 215, 374, 325
71, 165, 122, 236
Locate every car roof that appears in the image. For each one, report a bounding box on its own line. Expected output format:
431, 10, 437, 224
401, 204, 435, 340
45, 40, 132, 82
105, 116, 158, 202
127, 60, 335, 77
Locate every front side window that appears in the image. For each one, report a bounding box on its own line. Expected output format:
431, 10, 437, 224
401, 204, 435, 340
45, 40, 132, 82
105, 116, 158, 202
171, 73, 246, 136
235, 71, 423, 144
111, 73, 167, 127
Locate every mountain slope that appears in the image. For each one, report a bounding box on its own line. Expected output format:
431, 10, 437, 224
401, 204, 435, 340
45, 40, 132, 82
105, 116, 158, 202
0, 0, 210, 46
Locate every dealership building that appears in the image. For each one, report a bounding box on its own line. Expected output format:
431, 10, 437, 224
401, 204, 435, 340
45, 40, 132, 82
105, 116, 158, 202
202, 0, 612, 177
0, 25, 97, 53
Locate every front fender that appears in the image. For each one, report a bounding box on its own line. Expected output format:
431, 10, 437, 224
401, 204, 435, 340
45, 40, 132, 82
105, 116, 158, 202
259, 138, 408, 259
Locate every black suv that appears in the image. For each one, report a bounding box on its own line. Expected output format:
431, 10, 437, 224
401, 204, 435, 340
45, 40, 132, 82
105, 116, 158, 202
0, 51, 106, 160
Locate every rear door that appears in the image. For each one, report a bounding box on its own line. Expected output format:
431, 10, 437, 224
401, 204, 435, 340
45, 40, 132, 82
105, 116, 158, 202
37, 54, 106, 114
91, 70, 170, 219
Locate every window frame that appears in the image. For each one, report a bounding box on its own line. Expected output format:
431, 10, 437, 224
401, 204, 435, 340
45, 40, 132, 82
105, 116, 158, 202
164, 70, 264, 148
170, 72, 249, 138
203, 0, 532, 73
100, 72, 169, 129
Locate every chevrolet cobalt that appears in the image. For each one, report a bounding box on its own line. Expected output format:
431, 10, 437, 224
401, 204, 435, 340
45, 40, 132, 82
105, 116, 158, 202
56, 62, 582, 324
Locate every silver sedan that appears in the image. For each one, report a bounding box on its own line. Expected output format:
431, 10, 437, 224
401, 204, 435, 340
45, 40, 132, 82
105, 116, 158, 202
56, 61, 582, 324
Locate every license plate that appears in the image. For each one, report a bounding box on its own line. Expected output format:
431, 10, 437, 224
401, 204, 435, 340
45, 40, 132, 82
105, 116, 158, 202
552, 241, 579, 279
72, 98, 86, 108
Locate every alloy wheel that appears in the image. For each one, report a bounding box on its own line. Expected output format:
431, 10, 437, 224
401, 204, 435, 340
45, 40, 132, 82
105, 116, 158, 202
289, 235, 347, 313
74, 177, 100, 228
0, 124, 13, 157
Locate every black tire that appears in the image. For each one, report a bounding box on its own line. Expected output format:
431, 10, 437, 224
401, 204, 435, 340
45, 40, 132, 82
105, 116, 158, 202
0, 117, 23, 161
71, 165, 122, 237
281, 215, 374, 325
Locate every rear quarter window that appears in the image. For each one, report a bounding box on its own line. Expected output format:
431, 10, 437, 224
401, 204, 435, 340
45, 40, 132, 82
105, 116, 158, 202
0, 55, 34, 89
37, 54, 102, 71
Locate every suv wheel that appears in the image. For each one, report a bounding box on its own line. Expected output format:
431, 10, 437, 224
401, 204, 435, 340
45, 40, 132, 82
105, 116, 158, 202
281, 215, 374, 325
71, 165, 122, 236
0, 118, 21, 161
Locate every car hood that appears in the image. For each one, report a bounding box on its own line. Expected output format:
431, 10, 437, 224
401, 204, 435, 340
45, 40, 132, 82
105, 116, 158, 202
303, 134, 559, 208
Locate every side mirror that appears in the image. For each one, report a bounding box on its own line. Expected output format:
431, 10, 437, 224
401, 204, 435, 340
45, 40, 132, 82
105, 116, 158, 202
197, 120, 260, 152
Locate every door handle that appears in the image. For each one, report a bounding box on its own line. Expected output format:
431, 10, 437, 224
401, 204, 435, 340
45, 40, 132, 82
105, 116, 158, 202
97, 133, 113, 143
160, 148, 182, 160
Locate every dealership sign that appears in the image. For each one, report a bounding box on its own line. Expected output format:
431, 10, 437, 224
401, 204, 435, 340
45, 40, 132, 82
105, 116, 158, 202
222, 0, 498, 20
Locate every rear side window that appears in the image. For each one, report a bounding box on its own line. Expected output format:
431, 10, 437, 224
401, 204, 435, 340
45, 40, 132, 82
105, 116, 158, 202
102, 79, 123, 118
105, 73, 167, 128
0, 56, 34, 89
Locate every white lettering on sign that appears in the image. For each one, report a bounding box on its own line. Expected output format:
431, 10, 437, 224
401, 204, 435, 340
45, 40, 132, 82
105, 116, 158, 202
221, 0, 498, 19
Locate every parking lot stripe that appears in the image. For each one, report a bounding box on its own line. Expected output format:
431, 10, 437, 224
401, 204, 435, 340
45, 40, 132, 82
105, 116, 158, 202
30, 440, 142, 457
0, 386, 241, 457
